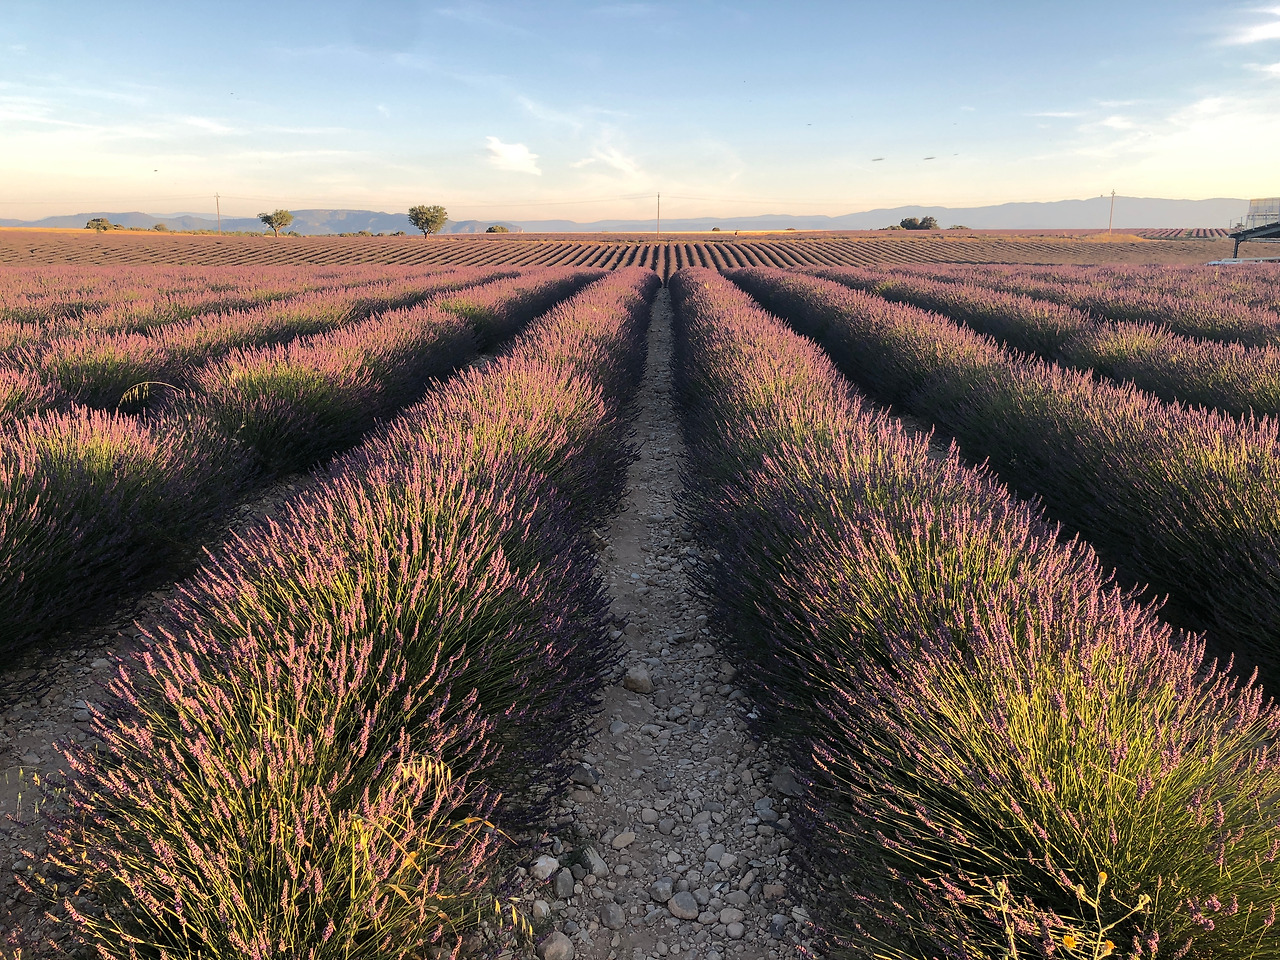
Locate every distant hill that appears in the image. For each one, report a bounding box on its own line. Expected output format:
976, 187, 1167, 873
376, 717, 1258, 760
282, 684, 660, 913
0, 197, 1249, 235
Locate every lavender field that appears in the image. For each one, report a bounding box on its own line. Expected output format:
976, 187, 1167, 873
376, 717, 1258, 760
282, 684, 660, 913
4, 259, 1280, 960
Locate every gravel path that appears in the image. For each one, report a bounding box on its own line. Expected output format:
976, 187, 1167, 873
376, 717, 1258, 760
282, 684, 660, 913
523, 290, 817, 960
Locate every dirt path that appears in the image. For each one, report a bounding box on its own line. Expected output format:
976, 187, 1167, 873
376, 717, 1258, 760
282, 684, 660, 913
525, 289, 815, 960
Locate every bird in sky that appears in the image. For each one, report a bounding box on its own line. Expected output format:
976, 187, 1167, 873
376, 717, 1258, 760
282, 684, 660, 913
871, 157, 885, 161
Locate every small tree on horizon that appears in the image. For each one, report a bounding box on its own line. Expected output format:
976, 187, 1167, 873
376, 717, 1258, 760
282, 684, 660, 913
485, 224, 510, 233
86, 218, 111, 232
258, 210, 294, 237
408, 205, 448, 236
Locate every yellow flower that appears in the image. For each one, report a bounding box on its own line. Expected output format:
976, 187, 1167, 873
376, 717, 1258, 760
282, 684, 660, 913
1103, 941, 1115, 957
1063, 934, 1078, 950
1098, 871, 1108, 884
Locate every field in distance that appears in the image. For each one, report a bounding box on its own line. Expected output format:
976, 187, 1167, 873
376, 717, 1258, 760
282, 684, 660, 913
0, 227, 1247, 277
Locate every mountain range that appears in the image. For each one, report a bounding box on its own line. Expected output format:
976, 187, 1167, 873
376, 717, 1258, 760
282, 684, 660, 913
0, 196, 1250, 235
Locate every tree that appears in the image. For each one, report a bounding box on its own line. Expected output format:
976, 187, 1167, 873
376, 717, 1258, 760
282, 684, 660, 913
258, 210, 294, 237
486, 224, 510, 233
899, 217, 921, 230
919, 216, 939, 230
86, 218, 111, 232
408, 204, 448, 236
711, 226, 722, 232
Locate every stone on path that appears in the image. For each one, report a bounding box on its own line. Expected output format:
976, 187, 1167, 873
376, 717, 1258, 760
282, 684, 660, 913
531, 855, 559, 880
622, 664, 654, 694
538, 931, 575, 960
668, 891, 700, 920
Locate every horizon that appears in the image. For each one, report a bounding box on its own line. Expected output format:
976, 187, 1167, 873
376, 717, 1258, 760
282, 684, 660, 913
3, 1, 1280, 221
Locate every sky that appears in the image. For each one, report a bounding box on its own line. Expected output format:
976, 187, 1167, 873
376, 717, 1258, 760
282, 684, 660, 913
2, 0, 1280, 222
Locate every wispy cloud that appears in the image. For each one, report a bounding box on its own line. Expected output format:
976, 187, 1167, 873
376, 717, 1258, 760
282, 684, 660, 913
1259, 62, 1280, 76
485, 136, 541, 174
182, 115, 237, 135
518, 95, 585, 132
1100, 115, 1135, 130
1030, 110, 1082, 118
435, 3, 531, 35
1228, 5, 1280, 43
571, 143, 642, 178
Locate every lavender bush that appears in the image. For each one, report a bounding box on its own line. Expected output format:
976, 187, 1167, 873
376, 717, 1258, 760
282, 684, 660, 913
0, 406, 251, 652
729, 267, 1280, 686
672, 267, 1280, 960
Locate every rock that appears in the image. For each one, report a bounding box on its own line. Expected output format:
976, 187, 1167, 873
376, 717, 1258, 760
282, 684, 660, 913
719, 908, 744, 925
600, 902, 626, 930
609, 721, 629, 735
649, 877, 674, 902
585, 846, 610, 877
706, 843, 726, 863
539, 931, 575, 960
571, 764, 601, 786
762, 883, 786, 899
771, 765, 804, 797
641, 808, 659, 824
533, 900, 552, 920
532, 855, 560, 881
612, 832, 636, 850
658, 818, 675, 835
725, 891, 750, 907
769, 915, 789, 939
668, 892, 700, 920
554, 868, 575, 900
718, 853, 736, 870
726, 922, 745, 940
623, 665, 654, 694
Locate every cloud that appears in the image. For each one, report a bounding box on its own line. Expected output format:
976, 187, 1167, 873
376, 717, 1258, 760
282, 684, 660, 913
1229, 6, 1280, 43
518, 95, 585, 131
1030, 110, 1082, 118
1260, 62, 1280, 76
1100, 115, 1135, 130
485, 136, 541, 174
182, 115, 237, 135
571, 142, 643, 179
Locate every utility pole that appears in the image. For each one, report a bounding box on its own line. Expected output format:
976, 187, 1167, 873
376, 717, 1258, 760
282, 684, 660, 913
657, 192, 661, 237
215, 193, 222, 235
1107, 189, 1116, 240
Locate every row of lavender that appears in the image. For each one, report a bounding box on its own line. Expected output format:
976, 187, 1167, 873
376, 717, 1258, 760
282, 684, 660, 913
25, 268, 659, 958
728, 268, 1280, 689
816, 266, 1280, 419
673, 268, 1280, 960
0, 267, 535, 416
0, 265, 365, 354
0, 263, 432, 328
0, 268, 598, 654
898, 262, 1280, 345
